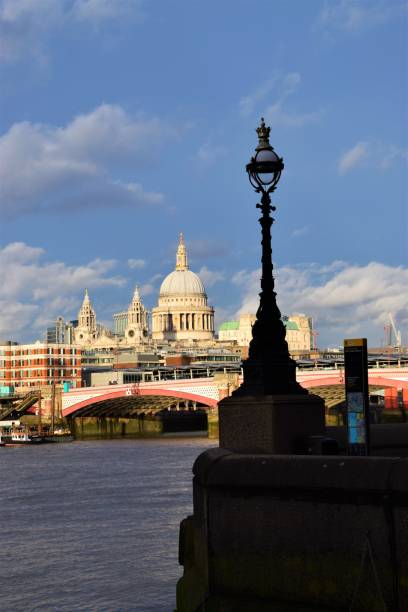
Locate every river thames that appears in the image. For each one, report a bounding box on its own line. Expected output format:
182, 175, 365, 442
0, 437, 214, 611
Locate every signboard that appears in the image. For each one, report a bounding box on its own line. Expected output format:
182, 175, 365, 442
344, 338, 370, 456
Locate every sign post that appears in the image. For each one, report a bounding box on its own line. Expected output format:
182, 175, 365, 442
344, 338, 370, 456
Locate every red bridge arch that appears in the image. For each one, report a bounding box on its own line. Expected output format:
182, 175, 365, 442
63, 387, 218, 418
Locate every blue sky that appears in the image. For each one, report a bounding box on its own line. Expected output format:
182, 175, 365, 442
0, 0, 407, 347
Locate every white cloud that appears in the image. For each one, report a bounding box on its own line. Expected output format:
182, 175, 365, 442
291, 226, 310, 238
196, 142, 227, 167
241, 72, 324, 128
0, 104, 173, 218
0, 0, 144, 62
265, 73, 324, 128
338, 141, 408, 175
317, 0, 407, 34
72, 0, 143, 22
239, 77, 279, 117
266, 104, 323, 128
0, 0, 62, 62
188, 239, 227, 260
0, 242, 126, 340
139, 283, 155, 297
139, 273, 163, 297
232, 261, 408, 347
338, 141, 368, 174
197, 266, 225, 288
127, 258, 146, 269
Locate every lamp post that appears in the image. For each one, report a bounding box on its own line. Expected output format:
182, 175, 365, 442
235, 118, 306, 396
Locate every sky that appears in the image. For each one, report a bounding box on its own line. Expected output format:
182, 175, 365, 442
0, 0, 407, 348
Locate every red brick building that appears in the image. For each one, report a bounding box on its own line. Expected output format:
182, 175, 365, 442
0, 342, 82, 390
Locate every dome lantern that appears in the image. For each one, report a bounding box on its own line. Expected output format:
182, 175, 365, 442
175, 233, 189, 271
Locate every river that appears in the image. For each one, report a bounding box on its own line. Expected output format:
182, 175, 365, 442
0, 437, 215, 611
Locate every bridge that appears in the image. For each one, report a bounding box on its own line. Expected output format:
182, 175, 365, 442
62, 366, 408, 419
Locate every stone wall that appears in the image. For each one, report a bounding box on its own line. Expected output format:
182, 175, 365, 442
177, 448, 408, 611
69, 416, 163, 439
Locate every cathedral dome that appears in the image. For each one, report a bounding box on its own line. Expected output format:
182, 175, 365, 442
159, 269, 205, 296
152, 233, 214, 341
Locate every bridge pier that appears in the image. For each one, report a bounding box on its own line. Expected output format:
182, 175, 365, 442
68, 409, 209, 440
69, 415, 164, 439
207, 407, 219, 439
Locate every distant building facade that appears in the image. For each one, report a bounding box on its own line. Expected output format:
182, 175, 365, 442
46, 317, 77, 345
0, 342, 82, 389
219, 313, 312, 353
38, 233, 315, 356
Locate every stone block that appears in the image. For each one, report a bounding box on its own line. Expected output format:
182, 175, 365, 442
218, 393, 325, 453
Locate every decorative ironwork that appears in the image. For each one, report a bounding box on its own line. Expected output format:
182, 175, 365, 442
234, 119, 307, 396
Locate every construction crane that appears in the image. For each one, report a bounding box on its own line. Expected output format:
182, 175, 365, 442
308, 317, 319, 351
383, 323, 392, 347
388, 313, 402, 349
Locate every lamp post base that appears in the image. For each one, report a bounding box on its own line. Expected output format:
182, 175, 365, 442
219, 393, 325, 454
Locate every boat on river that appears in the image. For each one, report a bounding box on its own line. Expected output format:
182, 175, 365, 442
0, 427, 45, 446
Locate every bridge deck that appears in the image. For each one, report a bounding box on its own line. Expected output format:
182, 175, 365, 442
62, 368, 408, 417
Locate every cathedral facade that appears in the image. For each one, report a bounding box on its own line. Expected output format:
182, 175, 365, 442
74, 286, 148, 348
73, 234, 214, 348
151, 234, 214, 342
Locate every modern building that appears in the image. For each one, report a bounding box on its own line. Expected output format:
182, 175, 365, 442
46, 316, 66, 344
113, 311, 128, 336
0, 342, 82, 389
152, 233, 215, 343
46, 317, 77, 345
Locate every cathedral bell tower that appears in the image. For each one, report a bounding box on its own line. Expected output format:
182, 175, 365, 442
124, 286, 148, 344
74, 289, 97, 346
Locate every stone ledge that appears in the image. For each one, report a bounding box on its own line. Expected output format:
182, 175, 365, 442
193, 448, 407, 495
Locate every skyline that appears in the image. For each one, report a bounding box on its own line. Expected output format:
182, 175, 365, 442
0, 0, 407, 347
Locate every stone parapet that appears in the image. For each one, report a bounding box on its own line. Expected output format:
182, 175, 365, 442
176, 449, 408, 611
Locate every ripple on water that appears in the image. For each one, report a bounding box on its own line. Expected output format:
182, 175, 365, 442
0, 438, 215, 612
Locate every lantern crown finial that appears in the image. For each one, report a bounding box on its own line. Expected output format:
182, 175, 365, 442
256, 117, 271, 150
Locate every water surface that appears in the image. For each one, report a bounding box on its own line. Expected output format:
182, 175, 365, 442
0, 438, 214, 611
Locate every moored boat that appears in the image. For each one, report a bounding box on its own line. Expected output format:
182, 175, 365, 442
1, 427, 45, 446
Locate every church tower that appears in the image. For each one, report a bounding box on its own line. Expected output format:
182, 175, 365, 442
124, 286, 148, 344
74, 289, 97, 345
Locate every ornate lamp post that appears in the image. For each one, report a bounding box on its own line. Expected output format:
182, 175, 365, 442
235, 118, 306, 396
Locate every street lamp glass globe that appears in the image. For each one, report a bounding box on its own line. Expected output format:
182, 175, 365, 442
254, 148, 280, 185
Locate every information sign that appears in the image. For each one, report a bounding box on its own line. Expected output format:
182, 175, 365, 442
344, 338, 370, 456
